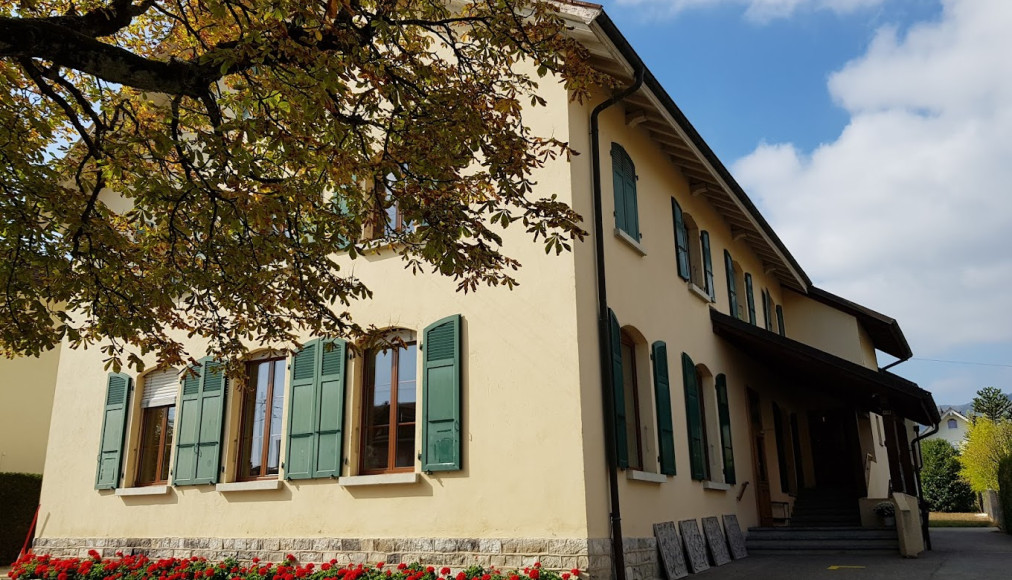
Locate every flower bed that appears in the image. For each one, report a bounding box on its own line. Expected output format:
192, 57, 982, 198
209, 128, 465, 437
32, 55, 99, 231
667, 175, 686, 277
7, 553, 580, 580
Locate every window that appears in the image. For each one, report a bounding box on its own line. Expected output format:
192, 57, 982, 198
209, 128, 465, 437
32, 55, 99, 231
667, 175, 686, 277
237, 357, 286, 480
611, 143, 640, 241
620, 331, 644, 470
361, 333, 418, 474
674, 205, 713, 299
137, 407, 175, 485
776, 304, 786, 337
135, 367, 180, 486
744, 273, 757, 325
948, 418, 958, 429
367, 174, 415, 240
682, 354, 708, 481
673, 199, 690, 281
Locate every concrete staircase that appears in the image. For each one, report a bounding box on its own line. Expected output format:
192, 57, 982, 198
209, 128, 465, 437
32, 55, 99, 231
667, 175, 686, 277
746, 488, 899, 554
745, 527, 899, 554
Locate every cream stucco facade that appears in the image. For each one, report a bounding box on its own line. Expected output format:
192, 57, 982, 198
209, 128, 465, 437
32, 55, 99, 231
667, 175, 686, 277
0, 347, 61, 474
32, 4, 938, 577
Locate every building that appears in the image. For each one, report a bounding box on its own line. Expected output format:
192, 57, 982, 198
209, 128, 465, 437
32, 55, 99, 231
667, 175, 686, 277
0, 348, 61, 475
31, 3, 938, 578
925, 409, 970, 448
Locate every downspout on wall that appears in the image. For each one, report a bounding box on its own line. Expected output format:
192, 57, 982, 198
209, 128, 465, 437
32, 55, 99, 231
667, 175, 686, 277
590, 59, 644, 580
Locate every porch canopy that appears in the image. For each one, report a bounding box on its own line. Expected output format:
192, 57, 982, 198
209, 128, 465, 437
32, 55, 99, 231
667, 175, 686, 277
711, 310, 939, 426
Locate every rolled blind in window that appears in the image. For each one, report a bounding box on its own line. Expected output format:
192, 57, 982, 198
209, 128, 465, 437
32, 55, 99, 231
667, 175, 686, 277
141, 367, 180, 408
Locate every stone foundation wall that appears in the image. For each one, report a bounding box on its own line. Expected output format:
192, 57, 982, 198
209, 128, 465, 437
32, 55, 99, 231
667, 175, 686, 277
32, 536, 660, 580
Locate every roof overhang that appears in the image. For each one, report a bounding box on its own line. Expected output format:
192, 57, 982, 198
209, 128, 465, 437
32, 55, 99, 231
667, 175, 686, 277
560, 10, 811, 292
711, 309, 939, 426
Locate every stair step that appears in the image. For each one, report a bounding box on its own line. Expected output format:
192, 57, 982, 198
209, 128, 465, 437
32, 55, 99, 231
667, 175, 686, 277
748, 529, 896, 540
747, 540, 898, 550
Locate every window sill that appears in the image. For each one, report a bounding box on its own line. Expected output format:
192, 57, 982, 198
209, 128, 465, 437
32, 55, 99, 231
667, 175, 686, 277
614, 228, 647, 256
215, 479, 282, 493
339, 472, 419, 487
115, 485, 170, 497
626, 470, 668, 484
702, 480, 731, 491
688, 283, 712, 303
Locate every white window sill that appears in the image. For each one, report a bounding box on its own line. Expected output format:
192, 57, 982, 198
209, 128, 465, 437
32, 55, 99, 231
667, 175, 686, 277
215, 479, 282, 492
339, 473, 419, 487
115, 485, 170, 497
614, 228, 647, 256
626, 470, 668, 484
702, 480, 731, 491
688, 283, 712, 303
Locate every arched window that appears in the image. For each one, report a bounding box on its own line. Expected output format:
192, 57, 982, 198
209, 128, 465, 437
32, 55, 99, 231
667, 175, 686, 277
611, 143, 640, 240
948, 418, 958, 429
361, 329, 418, 474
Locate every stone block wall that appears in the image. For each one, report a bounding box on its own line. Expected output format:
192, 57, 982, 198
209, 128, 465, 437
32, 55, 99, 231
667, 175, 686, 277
31, 536, 661, 580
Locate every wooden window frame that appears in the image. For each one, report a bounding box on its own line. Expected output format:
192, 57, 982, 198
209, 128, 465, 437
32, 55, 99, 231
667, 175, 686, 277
360, 341, 417, 475
135, 405, 174, 486
620, 333, 644, 471
237, 357, 286, 481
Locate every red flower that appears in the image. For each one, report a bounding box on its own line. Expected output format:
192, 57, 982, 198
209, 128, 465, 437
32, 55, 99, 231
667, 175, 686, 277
286, 555, 296, 563
530, 571, 539, 579
88, 550, 101, 560
440, 568, 451, 576
205, 569, 215, 577
322, 564, 332, 572
482, 575, 491, 580
385, 572, 391, 577
426, 568, 435, 574
397, 564, 408, 571
116, 551, 124, 557
533, 563, 541, 569
570, 570, 580, 577
456, 573, 466, 580
562, 575, 570, 580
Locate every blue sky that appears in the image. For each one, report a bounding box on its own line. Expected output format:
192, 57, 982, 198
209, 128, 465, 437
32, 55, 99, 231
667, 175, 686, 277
599, 0, 1012, 406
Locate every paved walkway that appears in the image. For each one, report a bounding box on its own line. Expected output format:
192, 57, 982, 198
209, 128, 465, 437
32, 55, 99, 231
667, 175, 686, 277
700, 527, 1012, 579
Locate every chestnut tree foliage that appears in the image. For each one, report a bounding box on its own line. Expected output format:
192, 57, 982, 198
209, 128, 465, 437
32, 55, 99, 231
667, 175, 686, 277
0, 0, 606, 372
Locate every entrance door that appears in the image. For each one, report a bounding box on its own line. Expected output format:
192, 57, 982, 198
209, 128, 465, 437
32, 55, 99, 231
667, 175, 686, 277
747, 388, 773, 526
808, 408, 864, 493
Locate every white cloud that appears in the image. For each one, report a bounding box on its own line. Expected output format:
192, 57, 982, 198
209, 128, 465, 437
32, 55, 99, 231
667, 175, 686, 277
732, 0, 1012, 355
611, 0, 883, 22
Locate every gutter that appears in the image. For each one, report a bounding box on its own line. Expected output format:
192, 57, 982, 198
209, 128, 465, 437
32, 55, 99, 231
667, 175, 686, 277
589, 46, 644, 580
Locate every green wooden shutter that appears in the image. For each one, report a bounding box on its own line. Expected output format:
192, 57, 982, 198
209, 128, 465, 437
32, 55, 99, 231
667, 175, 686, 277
672, 200, 690, 281
422, 314, 462, 472
315, 338, 347, 477
776, 305, 786, 337
652, 342, 676, 476
286, 340, 319, 480
95, 373, 132, 490
745, 273, 756, 325
611, 144, 639, 239
173, 365, 202, 485
701, 231, 715, 301
682, 353, 706, 480
762, 290, 772, 330
609, 309, 628, 469
173, 357, 226, 486
287, 338, 347, 479
194, 358, 226, 484
715, 374, 735, 485
724, 250, 738, 318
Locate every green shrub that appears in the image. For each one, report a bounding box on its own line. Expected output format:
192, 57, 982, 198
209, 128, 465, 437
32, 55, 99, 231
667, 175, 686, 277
997, 455, 1012, 533
0, 472, 42, 565
921, 439, 976, 512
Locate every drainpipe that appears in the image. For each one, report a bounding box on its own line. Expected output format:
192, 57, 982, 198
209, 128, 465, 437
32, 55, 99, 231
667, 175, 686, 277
591, 64, 644, 580
910, 407, 939, 551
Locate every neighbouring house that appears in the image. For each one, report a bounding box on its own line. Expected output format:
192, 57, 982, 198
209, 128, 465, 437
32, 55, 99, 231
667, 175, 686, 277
0, 348, 61, 475
31, 3, 939, 577
924, 408, 970, 448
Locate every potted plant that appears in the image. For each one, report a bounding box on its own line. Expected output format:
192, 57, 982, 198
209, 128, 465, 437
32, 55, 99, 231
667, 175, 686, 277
874, 501, 896, 527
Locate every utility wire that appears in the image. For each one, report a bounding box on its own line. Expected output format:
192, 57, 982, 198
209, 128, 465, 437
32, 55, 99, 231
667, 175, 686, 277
911, 357, 1012, 369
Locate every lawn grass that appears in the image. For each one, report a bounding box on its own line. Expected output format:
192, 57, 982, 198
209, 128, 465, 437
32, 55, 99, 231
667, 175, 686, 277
928, 512, 995, 527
